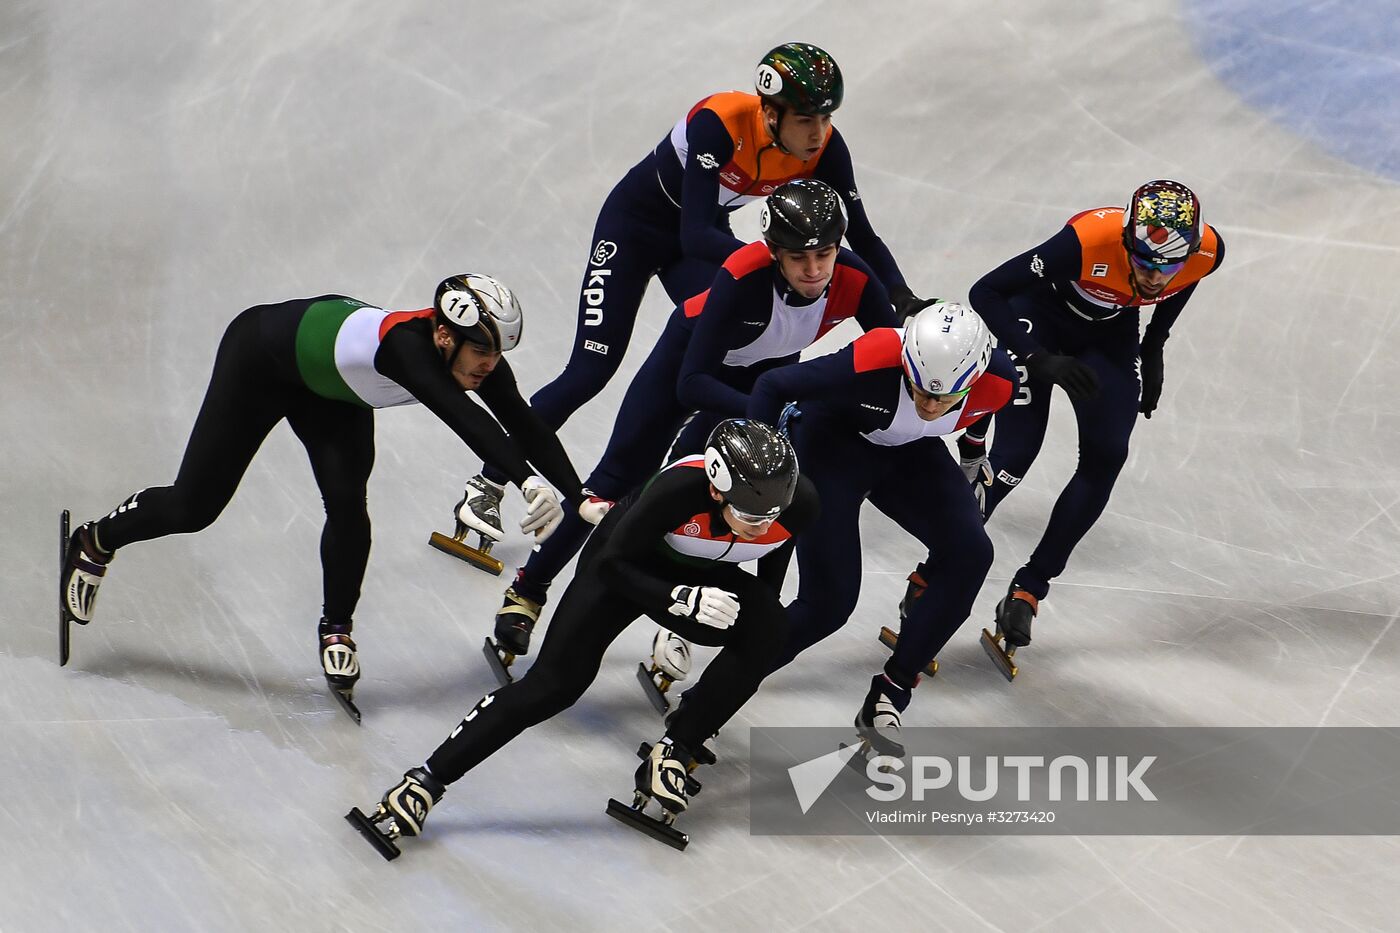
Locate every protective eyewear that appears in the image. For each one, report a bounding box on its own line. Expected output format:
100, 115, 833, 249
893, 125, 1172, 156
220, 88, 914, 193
728, 504, 781, 525
1128, 250, 1187, 275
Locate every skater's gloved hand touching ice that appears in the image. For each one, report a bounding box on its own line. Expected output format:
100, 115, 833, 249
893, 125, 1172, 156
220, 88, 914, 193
456, 475, 506, 542
1025, 351, 1100, 401
519, 476, 563, 542
667, 585, 740, 630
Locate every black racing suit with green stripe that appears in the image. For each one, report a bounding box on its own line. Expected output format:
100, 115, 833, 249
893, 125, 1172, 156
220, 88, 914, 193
92, 295, 583, 626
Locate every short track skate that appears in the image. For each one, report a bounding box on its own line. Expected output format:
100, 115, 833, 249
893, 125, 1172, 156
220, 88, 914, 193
606, 793, 689, 851
979, 626, 1019, 681
428, 523, 503, 575
328, 682, 362, 724
345, 804, 403, 861
636, 662, 677, 715
876, 627, 939, 678
59, 510, 73, 666
482, 637, 518, 687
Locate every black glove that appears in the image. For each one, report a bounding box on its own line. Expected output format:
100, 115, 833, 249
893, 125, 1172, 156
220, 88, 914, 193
1138, 341, 1164, 418
890, 284, 938, 323
1025, 352, 1100, 401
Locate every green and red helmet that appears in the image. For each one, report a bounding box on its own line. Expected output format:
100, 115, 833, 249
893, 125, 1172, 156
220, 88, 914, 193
755, 43, 843, 115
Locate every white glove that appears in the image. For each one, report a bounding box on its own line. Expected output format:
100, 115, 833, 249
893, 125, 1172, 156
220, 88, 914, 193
578, 489, 615, 526
667, 585, 740, 630
519, 476, 563, 542
959, 451, 993, 516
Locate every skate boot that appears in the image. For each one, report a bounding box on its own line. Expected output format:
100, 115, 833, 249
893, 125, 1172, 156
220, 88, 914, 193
637, 628, 692, 714
846, 673, 911, 770
482, 582, 545, 686
59, 512, 113, 666
606, 737, 698, 850
429, 474, 506, 575
346, 766, 446, 861
319, 619, 362, 724
980, 585, 1038, 682
662, 693, 719, 768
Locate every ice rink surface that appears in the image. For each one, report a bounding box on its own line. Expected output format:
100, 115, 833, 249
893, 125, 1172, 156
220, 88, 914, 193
3, 1, 1399, 930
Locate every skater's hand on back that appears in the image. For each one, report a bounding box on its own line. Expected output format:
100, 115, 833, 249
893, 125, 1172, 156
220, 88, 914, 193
668, 585, 740, 630
519, 476, 563, 542
578, 492, 614, 525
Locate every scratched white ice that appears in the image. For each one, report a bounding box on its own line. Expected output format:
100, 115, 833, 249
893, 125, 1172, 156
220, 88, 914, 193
2, 0, 1398, 930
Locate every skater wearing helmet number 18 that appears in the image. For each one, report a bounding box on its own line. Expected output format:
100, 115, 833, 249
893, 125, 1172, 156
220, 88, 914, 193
58, 275, 583, 722
960, 180, 1225, 679
348, 419, 818, 856
452, 43, 931, 556
747, 302, 1016, 758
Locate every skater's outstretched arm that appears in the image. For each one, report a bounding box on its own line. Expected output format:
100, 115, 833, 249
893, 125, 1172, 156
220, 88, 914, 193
375, 325, 540, 488
968, 225, 1082, 359
746, 342, 864, 426
475, 358, 584, 502
810, 128, 906, 295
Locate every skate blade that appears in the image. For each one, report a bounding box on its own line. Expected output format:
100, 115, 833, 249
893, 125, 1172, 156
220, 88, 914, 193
840, 740, 902, 776
345, 808, 400, 861
428, 532, 504, 575
635, 663, 672, 715
877, 626, 939, 678
59, 509, 72, 667
329, 685, 362, 724
606, 798, 689, 851
979, 628, 1019, 682
482, 638, 516, 687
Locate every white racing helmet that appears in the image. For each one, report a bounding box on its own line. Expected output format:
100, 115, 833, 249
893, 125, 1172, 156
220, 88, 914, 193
901, 301, 992, 396
434, 273, 523, 354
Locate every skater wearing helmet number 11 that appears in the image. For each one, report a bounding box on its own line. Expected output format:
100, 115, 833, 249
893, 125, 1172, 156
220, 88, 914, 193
451, 43, 932, 567
58, 275, 583, 722
348, 419, 818, 856
961, 180, 1225, 679
747, 302, 1016, 758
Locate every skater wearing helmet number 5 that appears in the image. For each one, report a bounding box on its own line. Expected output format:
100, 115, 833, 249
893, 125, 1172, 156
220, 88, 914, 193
348, 419, 818, 856
747, 303, 1016, 758
451, 43, 931, 560
963, 180, 1225, 679
58, 276, 584, 722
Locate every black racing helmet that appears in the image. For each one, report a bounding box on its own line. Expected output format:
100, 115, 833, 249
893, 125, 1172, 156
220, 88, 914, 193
759, 178, 847, 251
755, 43, 843, 115
703, 419, 799, 519
434, 273, 523, 354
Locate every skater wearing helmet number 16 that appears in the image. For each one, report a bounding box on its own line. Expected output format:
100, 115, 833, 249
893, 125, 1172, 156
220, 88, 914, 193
450, 43, 932, 562
962, 180, 1225, 679
58, 275, 583, 722
348, 419, 818, 856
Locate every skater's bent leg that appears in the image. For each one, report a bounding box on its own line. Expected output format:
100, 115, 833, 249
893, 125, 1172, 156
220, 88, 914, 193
663, 572, 789, 750
480, 211, 665, 485
288, 396, 375, 625
870, 442, 994, 680
768, 428, 872, 672
424, 579, 638, 784
1019, 350, 1139, 598
95, 308, 287, 551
